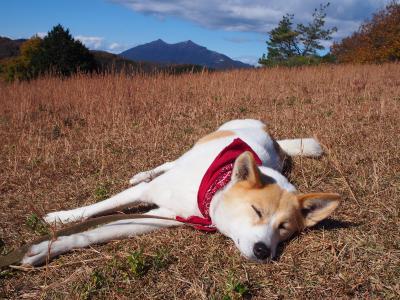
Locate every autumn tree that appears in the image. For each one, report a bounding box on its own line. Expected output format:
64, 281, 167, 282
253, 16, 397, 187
1, 36, 43, 81
331, 1, 400, 63
259, 3, 337, 66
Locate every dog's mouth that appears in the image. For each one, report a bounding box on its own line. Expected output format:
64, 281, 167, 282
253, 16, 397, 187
242, 253, 274, 263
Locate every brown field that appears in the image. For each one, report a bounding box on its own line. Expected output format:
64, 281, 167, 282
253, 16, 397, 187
0, 64, 399, 299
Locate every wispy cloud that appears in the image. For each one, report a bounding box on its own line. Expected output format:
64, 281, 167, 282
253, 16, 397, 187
113, 0, 390, 40
70, 35, 128, 53
224, 36, 261, 44
36, 32, 47, 38
75, 35, 104, 50
106, 42, 129, 53
234, 55, 260, 66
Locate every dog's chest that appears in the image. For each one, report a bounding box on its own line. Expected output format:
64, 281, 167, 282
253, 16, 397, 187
144, 144, 221, 217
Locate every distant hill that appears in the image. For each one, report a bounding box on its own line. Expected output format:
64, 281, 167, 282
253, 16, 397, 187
92, 50, 208, 75
0, 36, 26, 60
92, 50, 152, 73
120, 39, 252, 70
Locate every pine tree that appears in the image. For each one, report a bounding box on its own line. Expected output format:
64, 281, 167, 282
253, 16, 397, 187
259, 14, 300, 65
40, 24, 97, 76
259, 3, 337, 66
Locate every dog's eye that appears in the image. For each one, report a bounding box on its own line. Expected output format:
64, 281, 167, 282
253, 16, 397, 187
278, 222, 288, 230
251, 205, 262, 218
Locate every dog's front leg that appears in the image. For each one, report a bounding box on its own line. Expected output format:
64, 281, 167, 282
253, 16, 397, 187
44, 182, 149, 225
22, 208, 180, 266
129, 161, 175, 185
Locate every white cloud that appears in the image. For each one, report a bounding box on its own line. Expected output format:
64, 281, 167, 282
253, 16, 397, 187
36, 32, 47, 38
109, 42, 121, 50
75, 35, 104, 49
34, 32, 127, 54
73, 36, 129, 53
113, 0, 391, 40
106, 42, 129, 53
224, 36, 256, 44
234, 55, 259, 66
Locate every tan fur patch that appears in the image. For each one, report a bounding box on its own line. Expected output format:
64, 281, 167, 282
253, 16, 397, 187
196, 130, 234, 145
297, 193, 340, 227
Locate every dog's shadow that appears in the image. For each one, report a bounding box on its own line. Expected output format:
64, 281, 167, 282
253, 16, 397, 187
274, 218, 359, 261
312, 218, 359, 231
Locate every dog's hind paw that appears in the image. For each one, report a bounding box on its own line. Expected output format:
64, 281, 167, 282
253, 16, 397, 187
44, 209, 86, 225
21, 237, 69, 266
21, 240, 52, 266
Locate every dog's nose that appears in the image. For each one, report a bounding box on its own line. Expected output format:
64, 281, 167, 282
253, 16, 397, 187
253, 242, 271, 260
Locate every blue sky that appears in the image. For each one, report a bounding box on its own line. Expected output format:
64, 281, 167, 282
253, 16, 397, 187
0, 0, 391, 65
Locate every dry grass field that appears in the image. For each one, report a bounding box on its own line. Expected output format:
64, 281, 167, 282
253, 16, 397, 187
0, 64, 399, 299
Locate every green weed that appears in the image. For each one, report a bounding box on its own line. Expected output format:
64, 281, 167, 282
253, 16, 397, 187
26, 213, 49, 235
222, 272, 250, 299
80, 270, 107, 300
94, 183, 110, 202
152, 248, 171, 270
127, 250, 148, 277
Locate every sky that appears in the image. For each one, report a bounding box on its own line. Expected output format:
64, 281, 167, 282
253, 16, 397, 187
0, 0, 391, 65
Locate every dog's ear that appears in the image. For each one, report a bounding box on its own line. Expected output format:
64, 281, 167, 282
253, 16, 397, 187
297, 193, 340, 227
232, 151, 262, 187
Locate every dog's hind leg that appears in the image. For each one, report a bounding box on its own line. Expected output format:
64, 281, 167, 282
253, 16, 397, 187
129, 161, 175, 185
22, 207, 180, 266
44, 182, 150, 225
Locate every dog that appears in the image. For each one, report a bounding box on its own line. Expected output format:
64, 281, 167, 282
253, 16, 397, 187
16, 119, 340, 266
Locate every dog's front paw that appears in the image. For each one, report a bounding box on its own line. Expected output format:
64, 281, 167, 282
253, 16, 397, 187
44, 209, 86, 225
129, 172, 152, 185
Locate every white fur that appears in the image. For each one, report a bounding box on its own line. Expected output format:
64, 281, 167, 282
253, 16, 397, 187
25, 119, 323, 266
277, 138, 323, 157
23, 208, 178, 266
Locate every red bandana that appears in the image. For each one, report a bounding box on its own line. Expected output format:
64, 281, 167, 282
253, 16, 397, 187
175, 138, 262, 231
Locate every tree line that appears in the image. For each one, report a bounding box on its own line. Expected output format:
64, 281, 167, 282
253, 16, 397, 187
0, 25, 97, 81
0, 25, 208, 82
331, 1, 400, 63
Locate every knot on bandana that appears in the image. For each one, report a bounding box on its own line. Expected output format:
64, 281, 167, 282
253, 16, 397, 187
176, 138, 262, 231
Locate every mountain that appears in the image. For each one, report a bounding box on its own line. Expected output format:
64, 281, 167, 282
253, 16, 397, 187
0, 36, 27, 60
120, 39, 252, 70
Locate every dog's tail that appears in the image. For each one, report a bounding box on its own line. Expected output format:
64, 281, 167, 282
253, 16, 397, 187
277, 138, 323, 157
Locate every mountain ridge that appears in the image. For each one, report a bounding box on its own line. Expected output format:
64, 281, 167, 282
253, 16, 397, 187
0, 36, 27, 60
120, 39, 252, 70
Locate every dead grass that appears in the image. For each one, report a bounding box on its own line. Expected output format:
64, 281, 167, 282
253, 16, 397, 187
0, 64, 399, 299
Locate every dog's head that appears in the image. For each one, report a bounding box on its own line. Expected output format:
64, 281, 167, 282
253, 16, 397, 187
211, 151, 340, 262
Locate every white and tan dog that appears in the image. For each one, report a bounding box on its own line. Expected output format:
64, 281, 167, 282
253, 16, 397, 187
19, 119, 340, 266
